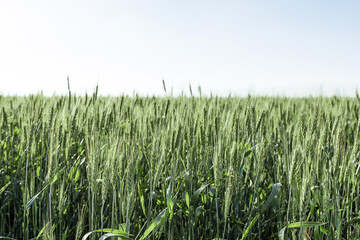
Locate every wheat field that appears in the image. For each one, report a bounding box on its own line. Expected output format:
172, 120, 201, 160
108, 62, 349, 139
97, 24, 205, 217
1, 89, 360, 239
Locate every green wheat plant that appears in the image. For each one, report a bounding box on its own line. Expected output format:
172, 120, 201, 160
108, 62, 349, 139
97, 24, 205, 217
0, 89, 360, 239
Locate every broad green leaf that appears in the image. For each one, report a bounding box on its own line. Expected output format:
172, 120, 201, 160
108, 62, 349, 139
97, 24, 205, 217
194, 183, 209, 197
278, 227, 286, 240
320, 226, 329, 236
82, 229, 131, 240
261, 183, 281, 213
0, 181, 11, 195
74, 169, 81, 183
140, 208, 169, 240
138, 183, 146, 216
345, 193, 360, 207
279, 221, 327, 239
185, 192, 190, 208
287, 221, 326, 228
96, 229, 130, 235
36, 166, 41, 178
99, 233, 131, 240
26, 191, 43, 210
36, 221, 51, 239
26, 168, 63, 210
82, 232, 92, 240
240, 213, 259, 240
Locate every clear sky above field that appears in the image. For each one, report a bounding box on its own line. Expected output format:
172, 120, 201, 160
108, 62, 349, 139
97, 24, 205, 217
1, 1, 360, 97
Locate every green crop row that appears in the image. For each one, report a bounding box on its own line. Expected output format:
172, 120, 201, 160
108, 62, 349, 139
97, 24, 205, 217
1, 90, 360, 239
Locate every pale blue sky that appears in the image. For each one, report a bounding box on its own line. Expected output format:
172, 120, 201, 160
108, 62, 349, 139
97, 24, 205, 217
1, 1, 359, 96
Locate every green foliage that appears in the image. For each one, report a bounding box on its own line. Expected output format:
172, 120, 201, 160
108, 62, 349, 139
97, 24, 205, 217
0, 93, 360, 239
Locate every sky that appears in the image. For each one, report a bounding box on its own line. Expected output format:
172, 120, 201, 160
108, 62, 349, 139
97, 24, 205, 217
0, 1, 359, 97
